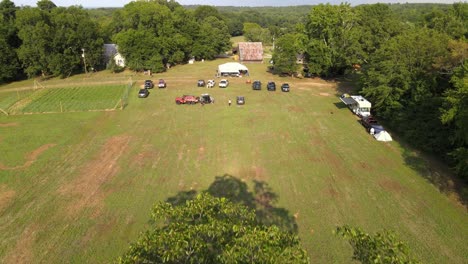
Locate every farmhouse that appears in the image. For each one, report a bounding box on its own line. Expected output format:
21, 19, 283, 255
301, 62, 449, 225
104, 44, 125, 67
238, 42, 263, 62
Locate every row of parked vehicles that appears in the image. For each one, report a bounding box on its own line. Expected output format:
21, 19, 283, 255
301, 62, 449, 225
197, 79, 229, 88
138, 79, 167, 98
253, 81, 289, 92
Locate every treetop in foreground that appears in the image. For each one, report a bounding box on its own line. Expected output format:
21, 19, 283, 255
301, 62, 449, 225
118, 193, 309, 264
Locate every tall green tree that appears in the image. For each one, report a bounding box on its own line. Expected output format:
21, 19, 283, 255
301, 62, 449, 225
118, 193, 309, 264
304, 3, 362, 76
272, 33, 305, 75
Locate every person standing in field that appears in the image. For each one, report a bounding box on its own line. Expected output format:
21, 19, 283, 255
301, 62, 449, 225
228, 99, 231, 106
370, 127, 375, 135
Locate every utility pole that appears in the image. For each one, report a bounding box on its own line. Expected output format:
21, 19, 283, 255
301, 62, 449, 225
81, 48, 88, 74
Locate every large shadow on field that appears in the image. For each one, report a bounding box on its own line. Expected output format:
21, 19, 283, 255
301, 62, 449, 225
166, 174, 298, 233
402, 148, 467, 207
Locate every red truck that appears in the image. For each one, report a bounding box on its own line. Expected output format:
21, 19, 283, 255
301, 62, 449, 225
175, 95, 199, 105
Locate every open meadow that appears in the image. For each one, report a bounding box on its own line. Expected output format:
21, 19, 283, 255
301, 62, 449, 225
0, 58, 467, 263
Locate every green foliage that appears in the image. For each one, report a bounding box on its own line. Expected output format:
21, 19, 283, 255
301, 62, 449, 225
424, 3, 468, 39
111, 1, 230, 69
304, 3, 362, 76
272, 33, 303, 75
243, 22, 271, 44
118, 193, 309, 264
360, 28, 449, 119
15, 5, 103, 78
336, 225, 419, 264
441, 62, 468, 179
36, 0, 56, 11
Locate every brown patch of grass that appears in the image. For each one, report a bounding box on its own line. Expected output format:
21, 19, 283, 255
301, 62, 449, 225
239, 165, 268, 181
378, 178, 406, 193
58, 135, 131, 218
0, 122, 18, 127
0, 144, 56, 170
287, 106, 304, 113
3, 224, 38, 264
319, 92, 330, 96
0, 184, 15, 213
131, 150, 159, 168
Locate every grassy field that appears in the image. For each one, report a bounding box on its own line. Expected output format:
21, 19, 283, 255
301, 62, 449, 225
0, 84, 130, 114
0, 58, 467, 263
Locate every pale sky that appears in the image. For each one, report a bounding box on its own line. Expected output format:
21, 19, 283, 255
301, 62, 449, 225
12, 0, 461, 8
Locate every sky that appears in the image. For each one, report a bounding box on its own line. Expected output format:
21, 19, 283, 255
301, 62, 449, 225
11, 0, 460, 8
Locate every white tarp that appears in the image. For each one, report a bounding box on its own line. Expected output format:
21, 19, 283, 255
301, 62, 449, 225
374, 131, 393, 142
218, 62, 248, 75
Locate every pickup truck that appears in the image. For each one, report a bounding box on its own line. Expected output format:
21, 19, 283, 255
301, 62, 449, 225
175, 95, 199, 105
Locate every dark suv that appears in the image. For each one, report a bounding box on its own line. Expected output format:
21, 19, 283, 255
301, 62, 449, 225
138, 89, 149, 98
252, 80, 261, 90
144, 80, 154, 89
361, 116, 384, 133
236, 96, 245, 105
281, 83, 290, 92
267, 81, 276, 91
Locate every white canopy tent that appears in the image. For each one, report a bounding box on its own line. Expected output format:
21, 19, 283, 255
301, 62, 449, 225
374, 131, 393, 142
217, 62, 249, 77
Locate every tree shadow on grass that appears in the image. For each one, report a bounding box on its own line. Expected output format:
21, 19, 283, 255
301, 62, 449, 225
166, 174, 298, 233
402, 148, 467, 207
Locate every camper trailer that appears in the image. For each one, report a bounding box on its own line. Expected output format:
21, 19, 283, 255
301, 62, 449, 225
340, 94, 371, 117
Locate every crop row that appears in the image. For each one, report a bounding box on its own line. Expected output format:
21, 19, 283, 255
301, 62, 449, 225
13, 85, 126, 113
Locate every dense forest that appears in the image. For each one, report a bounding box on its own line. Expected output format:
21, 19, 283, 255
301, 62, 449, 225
0, 0, 466, 184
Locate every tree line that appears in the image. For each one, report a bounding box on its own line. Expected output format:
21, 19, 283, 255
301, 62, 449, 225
0, 0, 232, 80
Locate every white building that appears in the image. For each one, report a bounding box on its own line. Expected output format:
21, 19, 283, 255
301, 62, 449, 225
104, 44, 125, 67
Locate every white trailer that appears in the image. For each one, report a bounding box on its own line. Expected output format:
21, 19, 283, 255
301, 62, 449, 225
340, 94, 372, 117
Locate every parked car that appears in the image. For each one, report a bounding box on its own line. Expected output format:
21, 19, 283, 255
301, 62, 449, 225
360, 116, 385, 133
252, 80, 261, 90
267, 81, 276, 91
138, 89, 149, 98
207, 79, 215, 88
197, 80, 205, 87
281, 83, 290, 92
175, 95, 199, 104
219, 79, 229, 88
200, 93, 214, 104
236, 96, 245, 105
158, 79, 166, 88
144, 80, 154, 89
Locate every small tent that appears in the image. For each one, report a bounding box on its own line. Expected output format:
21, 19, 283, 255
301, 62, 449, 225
218, 62, 249, 77
374, 131, 393, 142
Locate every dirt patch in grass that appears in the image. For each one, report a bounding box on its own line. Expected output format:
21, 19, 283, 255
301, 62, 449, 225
378, 178, 406, 194
0, 144, 56, 170
319, 93, 330, 96
59, 135, 131, 218
287, 106, 304, 113
239, 165, 268, 181
0, 122, 18, 127
131, 150, 159, 168
3, 224, 38, 264
0, 184, 15, 213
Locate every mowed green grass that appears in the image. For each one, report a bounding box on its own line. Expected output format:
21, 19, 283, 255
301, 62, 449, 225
0, 85, 127, 114
0, 58, 467, 263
